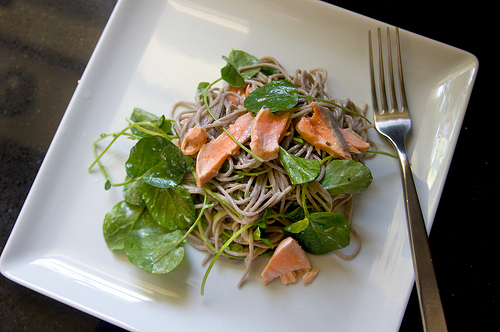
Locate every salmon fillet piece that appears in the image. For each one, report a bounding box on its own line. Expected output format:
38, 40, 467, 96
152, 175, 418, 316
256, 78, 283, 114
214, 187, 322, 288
261, 237, 311, 285
180, 126, 208, 155
250, 108, 291, 162
340, 128, 370, 154
296, 102, 352, 159
195, 112, 253, 187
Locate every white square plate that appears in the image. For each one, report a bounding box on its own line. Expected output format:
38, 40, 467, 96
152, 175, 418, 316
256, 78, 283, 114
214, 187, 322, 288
0, 0, 478, 331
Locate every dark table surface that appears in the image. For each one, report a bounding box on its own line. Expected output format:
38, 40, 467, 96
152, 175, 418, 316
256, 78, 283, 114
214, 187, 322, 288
0, 1, 497, 331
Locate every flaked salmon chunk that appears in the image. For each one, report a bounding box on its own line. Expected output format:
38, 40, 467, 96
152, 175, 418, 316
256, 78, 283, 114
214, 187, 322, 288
302, 268, 319, 284
340, 128, 370, 154
195, 112, 253, 187
180, 126, 208, 155
280, 271, 298, 285
296, 102, 352, 159
261, 237, 311, 285
250, 108, 291, 162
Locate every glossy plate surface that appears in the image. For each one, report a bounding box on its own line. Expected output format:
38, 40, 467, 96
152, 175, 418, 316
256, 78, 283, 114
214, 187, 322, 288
0, 0, 477, 331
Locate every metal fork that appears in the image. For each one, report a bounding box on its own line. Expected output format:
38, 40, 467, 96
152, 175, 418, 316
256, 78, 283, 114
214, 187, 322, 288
369, 27, 448, 332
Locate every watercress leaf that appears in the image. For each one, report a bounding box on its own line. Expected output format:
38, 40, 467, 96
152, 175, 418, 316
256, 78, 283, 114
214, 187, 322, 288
183, 153, 194, 169
257, 221, 267, 229
131, 107, 158, 123
320, 159, 373, 195
260, 66, 278, 76
123, 177, 145, 206
284, 217, 310, 234
130, 108, 157, 137
132, 208, 158, 230
103, 201, 145, 251
227, 241, 244, 253
261, 238, 274, 249
221, 232, 243, 253
253, 227, 262, 240
241, 67, 261, 80
221, 50, 260, 87
244, 80, 298, 113
221, 62, 245, 87
130, 108, 172, 137
278, 147, 320, 184
228, 50, 260, 70
124, 227, 185, 274
197, 82, 210, 95
290, 212, 350, 255
286, 205, 306, 221
125, 136, 186, 188
141, 183, 196, 231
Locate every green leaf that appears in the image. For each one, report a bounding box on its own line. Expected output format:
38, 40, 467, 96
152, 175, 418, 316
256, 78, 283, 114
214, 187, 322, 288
221, 62, 245, 87
125, 136, 187, 189
124, 228, 185, 274
260, 66, 278, 76
285, 205, 306, 221
197, 82, 210, 95
141, 183, 196, 231
244, 80, 298, 113
130, 108, 172, 138
289, 212, 350, 255
103, 201, 145, 251
284, 217, 310, 234
132, 208, 158, 230
278, 147, 320, 184
320, 159, 373, 195
221, 50, 260, 87
123, 177, 145, 206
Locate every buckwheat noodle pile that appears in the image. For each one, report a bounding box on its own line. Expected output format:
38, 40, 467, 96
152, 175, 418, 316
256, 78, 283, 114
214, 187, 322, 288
172, 56, 372, 286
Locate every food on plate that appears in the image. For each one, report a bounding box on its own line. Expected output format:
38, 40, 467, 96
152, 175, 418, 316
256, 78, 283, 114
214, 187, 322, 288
195, 112, 253, 187
180, 126, 207, 155
250, 108, 291, 162
91, 50, 373, 294
296, 101, 352, 159
261, 237, 312, 285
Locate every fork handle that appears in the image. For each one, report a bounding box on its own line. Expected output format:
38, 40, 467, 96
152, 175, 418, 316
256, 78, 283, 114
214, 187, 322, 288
397, 144, 448, 332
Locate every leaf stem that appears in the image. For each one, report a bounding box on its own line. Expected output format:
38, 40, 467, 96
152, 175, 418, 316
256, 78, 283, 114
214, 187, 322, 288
235, 168, 271, 178
200, 222, 256, 296
89, 129, 137, 189
178, 193, 211, 244
320, 155, 333, 166
107, 177, 137, 188
366, 149, 398, 158
125, 119, 174, 139
89, 129, 131, 171
301, 182, 310, 218
298, 94, 372, 124
202, 185, 242, 219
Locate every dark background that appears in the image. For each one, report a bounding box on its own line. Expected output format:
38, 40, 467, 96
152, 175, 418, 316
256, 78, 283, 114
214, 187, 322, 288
0, 0, 497, 331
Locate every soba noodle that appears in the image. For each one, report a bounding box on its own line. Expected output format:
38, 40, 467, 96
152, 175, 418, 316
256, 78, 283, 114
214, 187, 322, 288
172, 56, 372, 286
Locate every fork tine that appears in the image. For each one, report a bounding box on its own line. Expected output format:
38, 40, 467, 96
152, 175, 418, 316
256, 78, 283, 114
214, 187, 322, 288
370, 27, 409, 116
368, 30, 379, 115
377, 28, 389, 115
387, 27, 399, 113
395, 27, 409, 113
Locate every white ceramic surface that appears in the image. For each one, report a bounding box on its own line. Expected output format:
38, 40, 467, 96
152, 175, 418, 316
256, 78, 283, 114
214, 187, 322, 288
0, 0, 478, 331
